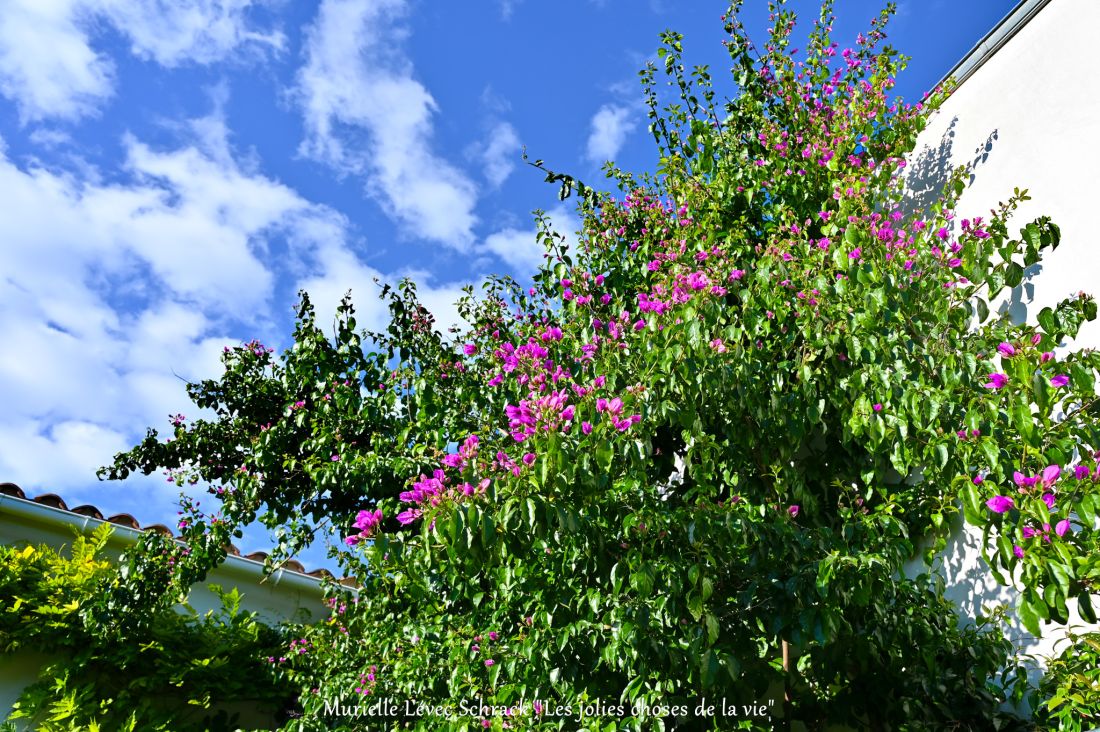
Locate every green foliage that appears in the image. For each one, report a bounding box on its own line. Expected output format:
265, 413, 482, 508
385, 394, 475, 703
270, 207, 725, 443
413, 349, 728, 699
93, 0, 1100, 729
1034, 629, 1100, 730
0, 529, 292, 731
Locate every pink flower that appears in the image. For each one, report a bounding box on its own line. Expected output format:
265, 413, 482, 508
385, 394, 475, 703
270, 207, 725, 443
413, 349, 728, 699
983, 373, 1008, 389
1013, 545, 1025, 559
1075, 465, 1091, 480
396, 509, 422, 525
972, 475, 983, 485
1055, 519, 1071, 537
522, 453, 536, 466
849, 248, 861, 260
331, 454, 340, 461
986, 495, 1014, 513
729, 269, 746, 281
1050, 374, 1070, 388
488, 631, 499, 641
1041, 465, 1061, 487
788, 505, 800, 518
1042, 493, 1056, 510
353, 509, 383, 535
872, 403, 882, 412
581, 421, 592, 435
464, 343, 478, 356
997, 342, 1016, 358
1041, 352, 1054, 363
484, 659, 495, 667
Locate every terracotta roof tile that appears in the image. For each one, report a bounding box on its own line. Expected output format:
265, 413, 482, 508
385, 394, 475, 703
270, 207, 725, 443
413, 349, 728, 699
1, 483, 27, 499
106, 513, 141, 530
71, 505, 105, 520
33, 493, 69, 510
143, 523, 174, 537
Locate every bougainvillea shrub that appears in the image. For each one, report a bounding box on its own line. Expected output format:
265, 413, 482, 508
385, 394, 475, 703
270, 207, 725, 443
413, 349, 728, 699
94, 1, 1100, 728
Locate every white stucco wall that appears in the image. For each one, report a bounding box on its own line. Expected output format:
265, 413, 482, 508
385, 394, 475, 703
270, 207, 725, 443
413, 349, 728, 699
905, 0, 1100, 687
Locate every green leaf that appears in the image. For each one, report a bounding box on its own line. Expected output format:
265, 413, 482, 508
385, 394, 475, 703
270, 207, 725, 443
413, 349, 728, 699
1078, 592, 1097, 624
1078, 494, 1097, 527
975, 297, 989, 324
704, 613, 719, 645
1017, 594, 1040, 636
934, 443, 949, 469
1038, 306, 1057, 335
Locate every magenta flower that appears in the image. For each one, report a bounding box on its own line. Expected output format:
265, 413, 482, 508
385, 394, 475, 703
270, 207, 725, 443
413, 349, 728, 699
484, 659, 495, 667
1014, 471, 1038, 489
488, 631, 498, 641
1013, 545, 1025, 559
1042, 493, 1056, 510
972, 474, 983, 485
353, 508, 383, 535
872, 403, 883, 412
1055, 519, 1071, 537
983, 373, 1008, 389
1075, 465, 1091, 480
788, 505, 800, 518
581, 421, 592, 435
986, 495, 1015, 513
522, 453, 536, 466
1041, 351, 1054, 363
463, 343, 478, 356
849, 248, 861, 260
1041, 464, 1061, 487
396, 509, 422, 525
1050, 374, 1069, 388
997, 342, 1016, 358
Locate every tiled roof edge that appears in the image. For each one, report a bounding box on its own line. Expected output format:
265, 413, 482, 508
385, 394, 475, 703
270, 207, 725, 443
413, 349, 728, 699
0, 483, 341, 584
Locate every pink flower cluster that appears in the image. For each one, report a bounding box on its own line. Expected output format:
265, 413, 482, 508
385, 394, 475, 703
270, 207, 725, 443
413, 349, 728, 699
982, 462, 1095, 557
505, 390, 575, 442
344, 508, 383, 546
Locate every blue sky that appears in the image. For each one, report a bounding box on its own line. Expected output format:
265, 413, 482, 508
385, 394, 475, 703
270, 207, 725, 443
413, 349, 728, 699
0, 0, 1018, 564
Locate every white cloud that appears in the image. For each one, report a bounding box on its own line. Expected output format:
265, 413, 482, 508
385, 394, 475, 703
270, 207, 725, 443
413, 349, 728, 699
96, 0, 284, 66
0, 1, 115, 122
480, 205, 580, 278
0, 420, 133, 496
294, 0, 479, 249
0, 0, 282, 122
0, 114, 356, 504
476, 121, 521, 188
586, 103, 637, 163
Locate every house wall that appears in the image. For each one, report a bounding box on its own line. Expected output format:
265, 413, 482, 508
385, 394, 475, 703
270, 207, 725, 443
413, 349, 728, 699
0, 493, 329, 726
904, 0, 1100, 686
